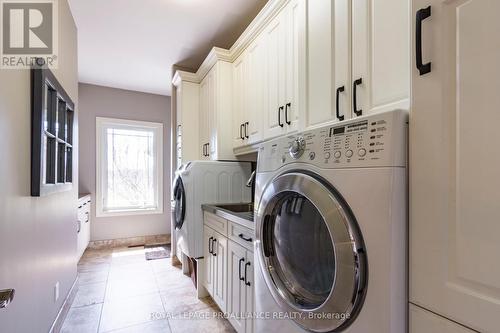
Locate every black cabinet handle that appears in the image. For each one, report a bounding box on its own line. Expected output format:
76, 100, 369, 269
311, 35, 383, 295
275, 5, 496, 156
244, 122, 249, 139
285, 103, 291, 125
244, 262, 251, 286
240, 124, 245, 140
416, 6, 432, 75
238, 233, 253, 242
353, 78, 363, 116
278, 106, 284, 127
336, 86, 345, 121
238, 258, 245, 281
208, 236, 213, 254
211, 238, 217, 256
202, 144, 206, 157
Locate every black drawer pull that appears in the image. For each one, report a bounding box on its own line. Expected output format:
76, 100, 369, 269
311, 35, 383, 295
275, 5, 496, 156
244, 122, 249, 139
208, 236, 213, 254
212, 238, 217, 256
285, 103, 291, 125
416, 6, 432, 75
353, 78, 363, 116
336, 86, 345, 121
238, 234, 253, 242
239, 258, 245, 281
244, 262, 251, 286
240, 124, 245, 140
278, 106, 284, 127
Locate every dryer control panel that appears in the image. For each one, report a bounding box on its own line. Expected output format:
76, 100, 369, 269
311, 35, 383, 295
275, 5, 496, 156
258, 109, 408, 171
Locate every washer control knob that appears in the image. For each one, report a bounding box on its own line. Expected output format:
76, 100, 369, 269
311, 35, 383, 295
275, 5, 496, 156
324, 152, 331, 160
333, 151, 341, 159
358, 148, 367, 157
309, 152, 316, 160
346, 150, 353, 158
289, 137, 306, 159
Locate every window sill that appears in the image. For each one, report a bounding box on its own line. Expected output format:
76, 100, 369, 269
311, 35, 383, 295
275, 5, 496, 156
96, 208, 163, 218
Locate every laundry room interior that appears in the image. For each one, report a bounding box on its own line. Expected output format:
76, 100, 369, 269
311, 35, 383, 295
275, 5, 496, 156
0, 0, 498, 332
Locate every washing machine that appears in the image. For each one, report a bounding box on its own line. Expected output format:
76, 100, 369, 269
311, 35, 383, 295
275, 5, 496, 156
254, 109, 408, 333
172, 161, 252, 259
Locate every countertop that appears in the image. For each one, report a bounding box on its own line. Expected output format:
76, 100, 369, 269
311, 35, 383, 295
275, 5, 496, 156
202, 203, 254, 230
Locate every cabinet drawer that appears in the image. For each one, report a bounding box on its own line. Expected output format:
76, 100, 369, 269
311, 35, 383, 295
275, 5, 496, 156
204, 212, 228, 236
228, 221, 254, 252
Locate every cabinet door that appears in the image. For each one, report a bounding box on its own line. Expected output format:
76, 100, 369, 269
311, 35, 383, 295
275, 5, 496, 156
352, 0, 409, 117
305, 0, 350, 129
227, 241, 247, 333
212, 232, 228, 312
284, 0, 304, 133
246, 37, 265, 144
410, 1, 500, 332
264, 11, 286, 139
244, 251, 254, 333
233, 54, 246, 149
207, 69, 217, 158
203, 226, 214, 294
199, 78, 210, 160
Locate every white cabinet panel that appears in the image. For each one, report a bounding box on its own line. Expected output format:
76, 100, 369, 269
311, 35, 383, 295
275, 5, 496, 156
228, 241, 247, 333
306, 0, 350, 128
352, 0, 410, 117
233, 54, 246, 149
203, 225, 215, 293
246, 37, 265, 144
410, 1, 500, 332
212, 231, 227, 312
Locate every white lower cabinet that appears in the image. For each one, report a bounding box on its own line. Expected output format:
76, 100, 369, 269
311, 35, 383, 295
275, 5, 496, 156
77, 195, 91, 260
203, 225, 228, 312
203, 215, 255, 333
228, 241, 254, 333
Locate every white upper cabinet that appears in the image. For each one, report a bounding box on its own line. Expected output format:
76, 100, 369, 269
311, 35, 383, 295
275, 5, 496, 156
305, 0, 350, 129
410, 1, 500, 332
173, 72, 200, 168
263, 0, 305, 140
304, 0, 409, 129
351, 0, 410, 117
199, 60, 234, 160
233, 36, 265, 151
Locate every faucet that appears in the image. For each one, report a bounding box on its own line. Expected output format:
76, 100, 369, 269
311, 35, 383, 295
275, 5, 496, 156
246, 171, 256, 188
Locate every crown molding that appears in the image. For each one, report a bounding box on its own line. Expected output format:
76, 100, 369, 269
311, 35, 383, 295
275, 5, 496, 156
172, 0, 289, 86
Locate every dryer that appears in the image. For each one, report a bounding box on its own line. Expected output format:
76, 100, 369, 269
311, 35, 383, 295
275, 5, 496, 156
254, 109, 408, 332
172, 161, 252, 259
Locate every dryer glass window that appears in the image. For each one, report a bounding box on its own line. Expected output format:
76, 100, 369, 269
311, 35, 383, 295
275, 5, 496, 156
267, 192, 335, 309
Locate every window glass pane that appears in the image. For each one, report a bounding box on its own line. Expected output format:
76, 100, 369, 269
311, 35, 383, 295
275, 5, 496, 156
105, 127, 156, 211
57, 143, 66, 183
44, 135, 56, 184
57, 99, 67, 140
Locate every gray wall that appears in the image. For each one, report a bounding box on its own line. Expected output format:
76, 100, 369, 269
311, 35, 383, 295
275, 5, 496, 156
78, 83, 171, 241
0, 1, 79, 332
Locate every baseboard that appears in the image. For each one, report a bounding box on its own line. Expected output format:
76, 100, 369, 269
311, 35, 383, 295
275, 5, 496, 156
88, 234, 171, 250
49, 276, 78, 333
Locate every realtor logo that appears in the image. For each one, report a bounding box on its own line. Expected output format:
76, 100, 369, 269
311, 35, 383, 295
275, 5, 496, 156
1, 0, 57, 68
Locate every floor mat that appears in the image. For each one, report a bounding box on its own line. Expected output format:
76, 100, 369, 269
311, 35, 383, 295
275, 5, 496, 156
144, 243, 171, 260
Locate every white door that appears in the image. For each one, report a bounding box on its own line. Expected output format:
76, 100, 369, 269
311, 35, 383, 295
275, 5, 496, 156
203, 226, 214, 294
244, 251, 254, 333
305, 0, 351, 129
410, 305, 475, 333
233, 54, 246, 149
352, 0, 410, 117
410, 1, 500, 332
246, 37, 265, 144
227, 241, 247, 333
207, 69, 217, 159
283, 0, 304, 133
199, 78, 210, 160
264, 11, 286, 139
212, 232, 227, 312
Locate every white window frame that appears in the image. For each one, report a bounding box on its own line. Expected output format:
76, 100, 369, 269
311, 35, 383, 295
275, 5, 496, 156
96, 117, 163, 217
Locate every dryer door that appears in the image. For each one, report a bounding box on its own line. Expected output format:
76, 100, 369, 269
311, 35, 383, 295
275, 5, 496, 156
256, 172, 367, 332
173, 176, 186, 230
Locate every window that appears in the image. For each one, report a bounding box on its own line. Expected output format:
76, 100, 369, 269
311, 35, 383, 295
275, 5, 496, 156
31, 67, 75, 196
96, 117, 163, 217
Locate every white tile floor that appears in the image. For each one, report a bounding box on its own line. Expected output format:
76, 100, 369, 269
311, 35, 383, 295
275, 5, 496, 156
60, 247, 235, 333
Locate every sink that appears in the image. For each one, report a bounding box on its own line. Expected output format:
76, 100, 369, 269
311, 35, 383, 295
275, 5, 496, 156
215, 203, 254, 213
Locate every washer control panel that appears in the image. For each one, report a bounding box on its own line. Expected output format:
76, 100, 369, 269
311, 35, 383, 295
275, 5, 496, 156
259, 109, 407, 171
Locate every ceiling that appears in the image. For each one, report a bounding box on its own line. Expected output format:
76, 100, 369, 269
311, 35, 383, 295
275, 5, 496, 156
68, 0, 267, 96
